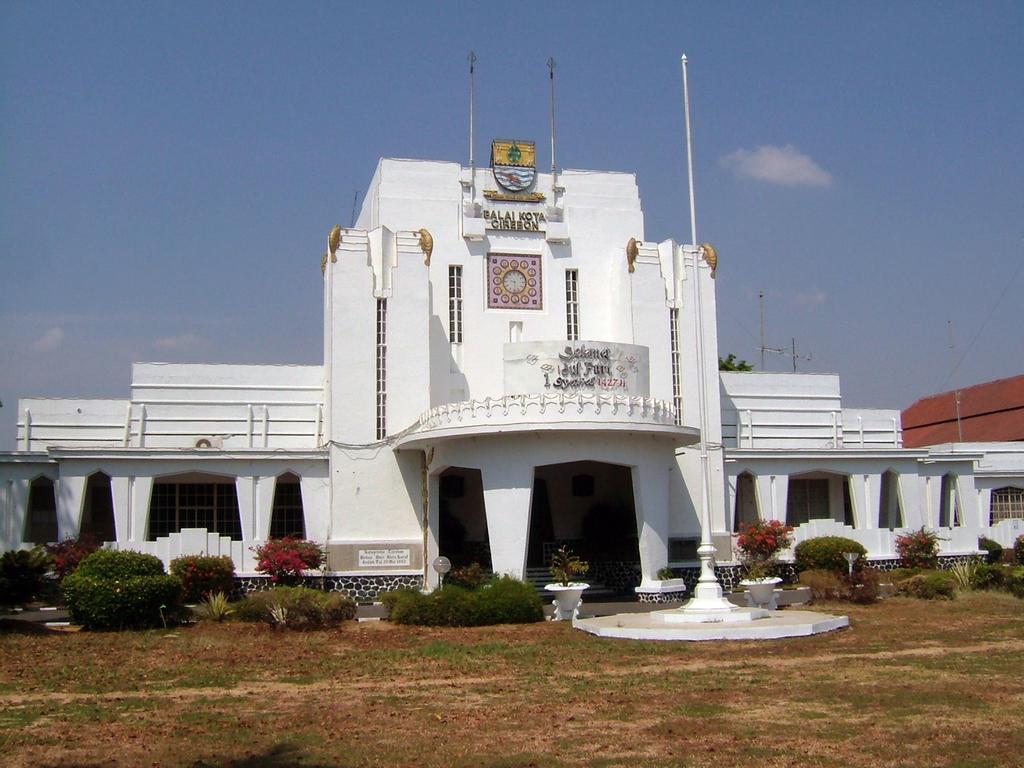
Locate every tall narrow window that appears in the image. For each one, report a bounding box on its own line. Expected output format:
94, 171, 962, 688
669, 309, 682, 425
376, 298, 387, 440
448, 266, 463, 343
565, 269, 579, 341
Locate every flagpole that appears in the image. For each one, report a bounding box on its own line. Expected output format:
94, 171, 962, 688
468, 51, 478, 202
547, 57, 557, 189
682, 54, 697, 246
678, 52, 741, 618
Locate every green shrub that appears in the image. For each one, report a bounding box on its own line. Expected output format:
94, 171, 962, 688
972, 563, 1008, 591
894, 572, 956, 600
446, 562, 489, 590
170, 555, 236, 602
798, 569, 844, 600
0, 546, 53, 604
978, 537, 1003, 565
234, 586, 355, 629
384, 576, 544, 626
46, 535, 101, 580
1015, 535, 1024, 565
74, 549, 165, 580
62, 549, 182, 630
896, 527, 941, 569
798, 567, 879, 603
793, 537, 867, 574
62, 573, 182, 629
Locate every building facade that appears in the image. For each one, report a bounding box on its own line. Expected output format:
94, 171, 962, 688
3, 143, 1023, 596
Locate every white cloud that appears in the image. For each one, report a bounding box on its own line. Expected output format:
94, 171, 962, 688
720, 144, 833, 187
32, 327, 65, 351
794, 289, 827, 307
153, 333, 207, 351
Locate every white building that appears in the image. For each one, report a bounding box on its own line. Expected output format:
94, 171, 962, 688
3, 141, 1023, 598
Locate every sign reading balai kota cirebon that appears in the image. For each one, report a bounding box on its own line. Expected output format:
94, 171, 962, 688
503, 341, 650, 397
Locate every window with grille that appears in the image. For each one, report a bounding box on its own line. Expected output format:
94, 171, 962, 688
448, 266, 463, 344
376, 297, 387, 440
669, 309, 682, 425
270, 477, 306, 538
565, 269, 579, 341
147, 482, 242, 540
990, 486, 1024, 524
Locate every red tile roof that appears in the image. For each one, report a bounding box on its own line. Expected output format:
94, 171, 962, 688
902, 374, 1024, 447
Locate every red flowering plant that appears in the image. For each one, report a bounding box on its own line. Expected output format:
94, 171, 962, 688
895, 527, 941, 569
735, 520, 794, 581
253, 538, 325, 584
46, 534, 102, 581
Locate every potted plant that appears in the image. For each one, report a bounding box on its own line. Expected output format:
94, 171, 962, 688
735, 520, 793, 610
544, 545, 590, 621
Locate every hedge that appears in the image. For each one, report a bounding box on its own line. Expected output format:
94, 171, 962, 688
793, 537, 867, 574
62, 549, 182, 630
234, 586, 355, 629
894, 572, 956, 600
977, 537, 1003, 565
383, 576, 544, 626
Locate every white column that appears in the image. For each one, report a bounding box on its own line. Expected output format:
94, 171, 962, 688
480, 462, 535, 580
235, 476, 257, 541
633, 462, 671, 585
7, 479, 30, 548
254, 475, 277, 541
130, 476, 154, 543
110, 476, 132, 543
849, 474, 869, 530
754, 475, 774, 522
299, 473, 330, 543
956, 474, 980, 527
899, 473, 924, 529
56, 473, 88, 541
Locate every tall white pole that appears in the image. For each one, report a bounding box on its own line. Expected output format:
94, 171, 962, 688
547, 57, 558, 187
679, 53, 740, 617
682, 55, 698, 246
468, 51, 477, 202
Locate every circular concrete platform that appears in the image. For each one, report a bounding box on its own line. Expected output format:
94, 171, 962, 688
573, 608, 849, 641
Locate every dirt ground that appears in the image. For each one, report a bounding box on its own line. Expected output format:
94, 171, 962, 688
1, 592, 1022, 767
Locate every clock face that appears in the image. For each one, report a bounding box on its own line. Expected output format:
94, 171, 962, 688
487, 254, 542, 310
502, 269, 527, 294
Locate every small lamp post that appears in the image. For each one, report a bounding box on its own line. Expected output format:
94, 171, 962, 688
843, 552, 859, 577
432, 555, 452, 587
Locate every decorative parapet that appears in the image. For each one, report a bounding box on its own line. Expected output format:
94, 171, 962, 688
395, 393, 698, 449
421, 393, 676, 427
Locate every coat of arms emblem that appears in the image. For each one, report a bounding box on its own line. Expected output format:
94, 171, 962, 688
491, 139, 536, 192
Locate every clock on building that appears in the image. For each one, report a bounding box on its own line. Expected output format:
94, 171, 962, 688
487, 254, 542, 310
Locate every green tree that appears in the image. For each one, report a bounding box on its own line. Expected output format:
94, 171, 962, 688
719, 353, 753, 371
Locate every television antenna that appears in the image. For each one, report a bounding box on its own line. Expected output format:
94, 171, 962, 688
758, 291, 812, 371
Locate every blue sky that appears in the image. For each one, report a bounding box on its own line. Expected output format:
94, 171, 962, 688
1, 1, 1022, 448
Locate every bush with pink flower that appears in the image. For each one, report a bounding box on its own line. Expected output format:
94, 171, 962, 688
253, 537, 325, 584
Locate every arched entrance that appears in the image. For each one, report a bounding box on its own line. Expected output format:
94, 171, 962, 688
25, 476, 57, 544
526, 461, 640, 594
81, 472, 116, 542
270, 472, 305, 538
437, 467, 491, 569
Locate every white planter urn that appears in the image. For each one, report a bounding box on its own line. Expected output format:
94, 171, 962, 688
738, 577, 782, 610
544, 583, 589, 621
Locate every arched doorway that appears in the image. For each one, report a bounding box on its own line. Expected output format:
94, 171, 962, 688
733, 471, 759, 531
526, 461, 639, 593
81, 472, 116, 542
25, 476, 57, 544
437, 467, 490, 569
147, 472, 242, 540
269, 472, 305, 538
878, 470, 904, 530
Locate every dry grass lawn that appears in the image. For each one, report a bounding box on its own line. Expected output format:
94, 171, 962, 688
1, 592, 1022, 767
